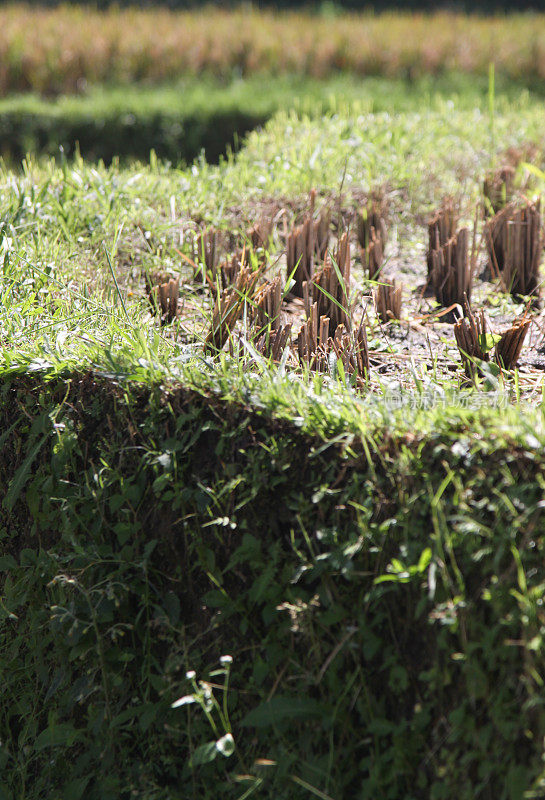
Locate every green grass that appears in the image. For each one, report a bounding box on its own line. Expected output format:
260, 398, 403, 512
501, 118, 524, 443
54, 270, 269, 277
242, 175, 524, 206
3, 75, 545, 800
1, 74, 544, 396
0, 71, 542, 165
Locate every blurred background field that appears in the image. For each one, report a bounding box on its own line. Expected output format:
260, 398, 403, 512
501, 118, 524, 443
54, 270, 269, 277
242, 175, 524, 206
2, 4, 545, 163
3, 5, 545, 95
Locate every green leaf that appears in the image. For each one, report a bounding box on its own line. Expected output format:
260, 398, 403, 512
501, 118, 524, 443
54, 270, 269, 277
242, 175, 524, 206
417, 547, 432, 573
4, 433, 49, 512
478, 332, 501, 353
189, 740, 218, 767
62, 777, 90, 800
241, 696, 326, 728
507, 764, 528, 800
34, 723, 80, 750
0, 556, 17, 572
374, 572, 411, 584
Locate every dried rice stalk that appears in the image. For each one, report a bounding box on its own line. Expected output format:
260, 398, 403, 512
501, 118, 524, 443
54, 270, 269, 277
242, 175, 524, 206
430, 227, 472, 308
483, 165, 515, 216
248, 217, 274, 250
287, 218, 314, 298
314, 207, 331, 262
503, 201, 542, 297
484, 200, 542, 294
362, 227, 384, 280
254, 275, 283, 330
304, 232, 351, 336
194, 227, 218, 276
297, 301, 330, 364
454, 306, 489, 376
357, 199, 386, 280
313, 322, 369, 381
356, 200, 387, 251
220, 250, 245, 288
494, 318, 531, 369
148, 277, 179, 324
287, 206, 331, 298
484, 201, 515, 277
427, 198, 458, 276
255, 323, 292, 361
374, 279, 402, 323
205, 265, 261, 353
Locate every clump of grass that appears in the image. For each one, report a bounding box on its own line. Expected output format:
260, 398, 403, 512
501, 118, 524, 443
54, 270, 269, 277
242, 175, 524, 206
374, 278, 402, 323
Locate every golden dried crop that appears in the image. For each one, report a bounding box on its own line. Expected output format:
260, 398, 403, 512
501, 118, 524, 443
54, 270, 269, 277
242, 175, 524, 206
2, 6, 545, 94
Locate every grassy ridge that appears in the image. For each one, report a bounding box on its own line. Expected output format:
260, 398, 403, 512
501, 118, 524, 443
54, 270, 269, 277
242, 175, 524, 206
0, 72, 534, 165
2, 6, 545, 95
3, 75, 545, 798
2, 366, 545, 799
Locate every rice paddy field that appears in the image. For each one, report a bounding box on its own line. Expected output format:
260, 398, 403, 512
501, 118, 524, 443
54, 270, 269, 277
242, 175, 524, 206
3, 6, 545, 800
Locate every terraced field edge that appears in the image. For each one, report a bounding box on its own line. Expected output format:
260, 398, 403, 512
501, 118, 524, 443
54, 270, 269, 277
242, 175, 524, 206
1, 369, 545, 799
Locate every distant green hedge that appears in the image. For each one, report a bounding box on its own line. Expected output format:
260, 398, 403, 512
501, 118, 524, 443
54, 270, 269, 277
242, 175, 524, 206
0, 105, 266, 165
2, 369, 545, 799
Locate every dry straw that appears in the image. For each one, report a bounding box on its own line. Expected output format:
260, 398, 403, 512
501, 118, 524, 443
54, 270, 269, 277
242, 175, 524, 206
305, 231, 351, 336
357, 200, 387, 280
255, 323, 292, 361
430, 227, 472, 309
205, 265, 261, 352
426, 198, 458, 277
148, 277, 179, 324
454, 305, 489, 377
254, 275, 283, 330
287, 206, 331, 298
374, 278, 402, 323
485, 199, 542, 296
494, 318, 531, 369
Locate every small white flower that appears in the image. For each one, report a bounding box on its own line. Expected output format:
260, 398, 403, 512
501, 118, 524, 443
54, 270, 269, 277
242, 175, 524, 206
185, 670, 196, 680
171, 695, 195, 709
215, 733, 235, 757
219, 655, 233, 666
